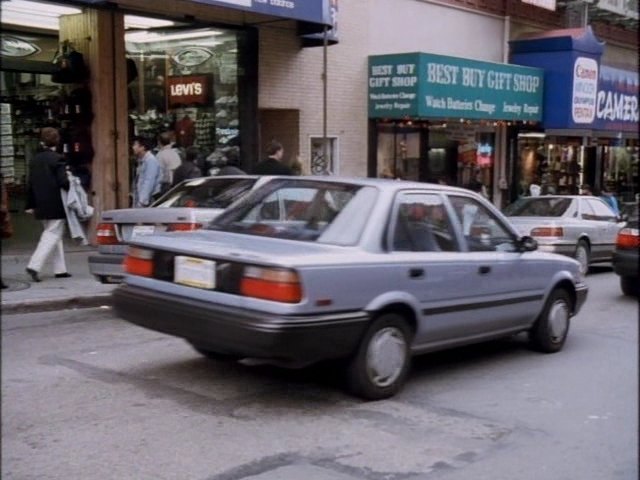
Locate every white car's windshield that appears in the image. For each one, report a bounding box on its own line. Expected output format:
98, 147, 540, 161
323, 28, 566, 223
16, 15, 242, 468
152, 178, 257, 209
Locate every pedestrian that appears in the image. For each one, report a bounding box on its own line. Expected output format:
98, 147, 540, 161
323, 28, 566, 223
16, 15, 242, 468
131, 136, 163, 208
580, 184, 593, 196
468, 170, 489, 198
1, 180, 13, 289
252, 140, 293, 175
600, 184, 620, 216
172, 146, 205, 186
156, 131, 182, 193
24, 127, 71, 282
216, 147, 246, 176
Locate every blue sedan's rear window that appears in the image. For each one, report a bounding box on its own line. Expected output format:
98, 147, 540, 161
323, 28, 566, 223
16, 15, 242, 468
504, 197, 572, 217
209, 179, 378, 245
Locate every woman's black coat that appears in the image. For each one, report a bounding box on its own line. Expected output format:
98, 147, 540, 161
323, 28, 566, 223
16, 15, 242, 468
26, 150, 69, 220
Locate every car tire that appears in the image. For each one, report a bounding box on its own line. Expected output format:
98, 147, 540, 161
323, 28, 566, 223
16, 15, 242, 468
620, 276, 639, 297
529, 289, 572, 353
345, 313, 412, 400
187, 341, 239, 361
574, 240, 590, 276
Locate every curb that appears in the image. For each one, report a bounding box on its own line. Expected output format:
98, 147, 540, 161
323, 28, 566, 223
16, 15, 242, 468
2, 293, 113, 315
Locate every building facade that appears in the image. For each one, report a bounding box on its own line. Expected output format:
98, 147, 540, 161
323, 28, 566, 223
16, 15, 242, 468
1, 0, 637, 247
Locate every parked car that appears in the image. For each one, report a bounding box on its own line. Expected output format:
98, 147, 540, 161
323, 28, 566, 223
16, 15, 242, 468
504, 195, 625, 275
113, 177, 587, 400
612, 211, 638, 296
89, 175, 270, 283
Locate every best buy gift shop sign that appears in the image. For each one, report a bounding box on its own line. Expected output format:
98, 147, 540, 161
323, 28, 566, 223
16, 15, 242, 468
368, 52, 544, 121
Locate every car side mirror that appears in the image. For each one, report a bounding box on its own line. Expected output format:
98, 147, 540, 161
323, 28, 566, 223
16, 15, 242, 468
517, 235, 538, 252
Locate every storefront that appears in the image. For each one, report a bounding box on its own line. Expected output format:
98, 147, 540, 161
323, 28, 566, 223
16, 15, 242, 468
368, 52, 544, 203
509, 26, 639, 203
1, 0, 334, 244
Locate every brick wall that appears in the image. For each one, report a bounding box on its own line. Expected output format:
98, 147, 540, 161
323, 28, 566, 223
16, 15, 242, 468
258, 0, 370, 176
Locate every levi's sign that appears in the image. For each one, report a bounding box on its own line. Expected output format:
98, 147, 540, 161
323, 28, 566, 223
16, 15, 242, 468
167, 75, 210, 107
368, 52, 544, 121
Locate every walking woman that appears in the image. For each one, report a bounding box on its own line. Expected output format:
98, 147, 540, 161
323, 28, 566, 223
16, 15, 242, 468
24, 127, 71, 282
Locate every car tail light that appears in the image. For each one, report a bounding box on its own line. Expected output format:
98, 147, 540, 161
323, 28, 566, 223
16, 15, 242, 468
123, 246, 154, 277
531, 227, 564, 237
96, 223, 120, 245
240, 266, 302, 303
166, 223, 203, 232
616, 227, 640, 249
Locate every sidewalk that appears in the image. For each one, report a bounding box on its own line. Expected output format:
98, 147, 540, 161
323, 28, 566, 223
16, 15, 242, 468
1, 245, 116, 314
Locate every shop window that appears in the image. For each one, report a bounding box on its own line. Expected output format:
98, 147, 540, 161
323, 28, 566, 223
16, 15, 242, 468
376, 123, 422, 181
125, 27, 243, 166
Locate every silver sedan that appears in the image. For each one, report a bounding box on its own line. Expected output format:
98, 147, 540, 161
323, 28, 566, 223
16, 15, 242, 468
113, 177, 587, 400
504, 195, 624, 276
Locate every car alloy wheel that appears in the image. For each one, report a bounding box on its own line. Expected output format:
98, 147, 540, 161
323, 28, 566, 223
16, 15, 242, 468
345, 313, 412, 400
529, 289, 572, 353
575, 241, 590, 276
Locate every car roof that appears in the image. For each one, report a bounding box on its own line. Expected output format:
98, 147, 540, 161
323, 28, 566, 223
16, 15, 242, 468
265, 175, 475, 195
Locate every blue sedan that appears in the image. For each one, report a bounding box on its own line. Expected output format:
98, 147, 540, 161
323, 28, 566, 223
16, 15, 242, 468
113, 177, 587, 399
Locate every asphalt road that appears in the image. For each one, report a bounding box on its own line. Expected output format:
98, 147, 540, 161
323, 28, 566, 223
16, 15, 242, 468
2, 268, 637, 480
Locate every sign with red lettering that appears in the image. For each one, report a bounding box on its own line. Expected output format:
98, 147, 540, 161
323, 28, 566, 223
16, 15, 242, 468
167, 75, 210, 107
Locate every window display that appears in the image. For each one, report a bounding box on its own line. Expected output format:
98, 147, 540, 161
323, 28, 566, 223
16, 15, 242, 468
126, 27, 242, 167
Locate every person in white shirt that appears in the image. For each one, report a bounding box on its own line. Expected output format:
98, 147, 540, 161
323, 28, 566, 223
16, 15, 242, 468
156, 131, 182, 193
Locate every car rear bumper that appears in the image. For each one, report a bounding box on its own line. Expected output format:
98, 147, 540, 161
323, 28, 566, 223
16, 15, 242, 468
613, 249, 639, 278
113, 284, 371, 367
88, 254, 125, 281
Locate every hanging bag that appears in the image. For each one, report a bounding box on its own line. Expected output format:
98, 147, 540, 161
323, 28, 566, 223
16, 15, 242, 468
52, 41, 88, 84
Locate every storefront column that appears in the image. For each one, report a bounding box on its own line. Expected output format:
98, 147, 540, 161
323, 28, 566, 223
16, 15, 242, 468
59, 9, 130, 243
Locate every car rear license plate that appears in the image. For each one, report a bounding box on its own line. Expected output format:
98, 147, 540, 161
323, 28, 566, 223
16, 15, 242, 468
174, 256, 216, 289
132, 225, 155, 237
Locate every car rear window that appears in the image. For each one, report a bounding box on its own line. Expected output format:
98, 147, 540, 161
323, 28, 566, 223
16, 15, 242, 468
152, 178, 257, 209
208, 179, 378, 245
503, 197, 572, 217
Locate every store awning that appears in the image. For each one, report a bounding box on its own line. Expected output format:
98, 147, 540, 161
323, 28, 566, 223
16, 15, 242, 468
73, 0, 333, 35
368, 52, 545, 122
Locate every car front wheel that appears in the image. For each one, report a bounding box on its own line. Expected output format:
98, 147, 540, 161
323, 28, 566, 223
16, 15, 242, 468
345, 313, 412, 400
620, 276, 639, 297
529, 289, 572, 353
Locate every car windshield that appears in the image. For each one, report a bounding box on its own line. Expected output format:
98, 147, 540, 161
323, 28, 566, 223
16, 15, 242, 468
151, 178, 257, 209
503, 197, 572, 217
208, 179, 378, 245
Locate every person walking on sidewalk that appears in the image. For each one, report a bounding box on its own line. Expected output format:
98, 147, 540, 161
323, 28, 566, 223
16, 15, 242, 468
24, 127, 71, 282
252, 140, 293, 175
131, 136, 163, 208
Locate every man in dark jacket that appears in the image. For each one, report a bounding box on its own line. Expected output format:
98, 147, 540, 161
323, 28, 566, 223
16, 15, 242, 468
172, 146, 205, 186
252, 140, 293, 175
25, 127, 71, 282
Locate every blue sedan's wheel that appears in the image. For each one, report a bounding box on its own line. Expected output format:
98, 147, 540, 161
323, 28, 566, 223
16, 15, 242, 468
529, 289, 572, 353
346, 313, 412, 400
574, 240, 590, 276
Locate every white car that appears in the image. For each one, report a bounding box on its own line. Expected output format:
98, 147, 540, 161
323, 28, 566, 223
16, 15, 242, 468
89, 175, 270, 283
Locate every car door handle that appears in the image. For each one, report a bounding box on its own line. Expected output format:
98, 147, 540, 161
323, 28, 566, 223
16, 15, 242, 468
409, 268, 424, 278
478, 265, 491, 275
